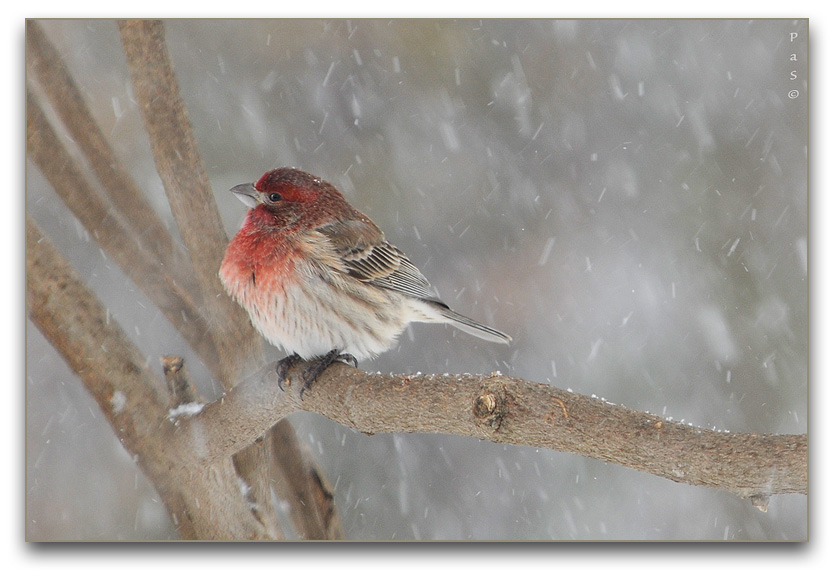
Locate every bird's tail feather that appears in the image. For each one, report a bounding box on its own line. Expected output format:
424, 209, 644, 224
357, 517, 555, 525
412, 299, 511, 344
442, 309, 512, 344
430, 304, 512, 344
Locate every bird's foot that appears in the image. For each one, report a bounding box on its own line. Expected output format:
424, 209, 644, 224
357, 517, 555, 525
300, 349, 358, 399
275, 353, 303, 390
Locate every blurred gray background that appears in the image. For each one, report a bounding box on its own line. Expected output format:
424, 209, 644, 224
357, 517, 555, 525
26, 19, 807, 540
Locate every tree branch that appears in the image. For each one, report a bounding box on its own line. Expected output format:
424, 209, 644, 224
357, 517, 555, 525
115, 19, 343, 538
117, 19, 260, 388
265, 422, 343, 539
26, 214, 170, 438
188, 359, 807, 506
26, 215, 282, 540
25, 20, 200, 294
27, 19, 345, 539
26, 88, 220, 372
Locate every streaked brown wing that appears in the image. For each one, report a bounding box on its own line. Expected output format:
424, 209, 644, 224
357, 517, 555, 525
316, 219, 443, 304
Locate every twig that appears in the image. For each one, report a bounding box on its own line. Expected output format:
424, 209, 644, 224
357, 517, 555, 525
162, 355, 199, 406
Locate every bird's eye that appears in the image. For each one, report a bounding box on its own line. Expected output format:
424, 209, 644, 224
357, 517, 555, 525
267, 193, 281, 203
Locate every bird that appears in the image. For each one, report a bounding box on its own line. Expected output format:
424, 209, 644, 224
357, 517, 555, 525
219, 167, 511, 392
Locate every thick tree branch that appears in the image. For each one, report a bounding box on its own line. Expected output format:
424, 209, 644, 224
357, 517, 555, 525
26, 215, 280, 540
26, 214, 170, 438
188, 359, 807, 506
117, 19, 260, 388
116, 19, 342, 538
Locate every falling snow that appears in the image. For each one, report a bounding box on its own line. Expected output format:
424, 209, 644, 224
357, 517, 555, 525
26, 18, 807, 542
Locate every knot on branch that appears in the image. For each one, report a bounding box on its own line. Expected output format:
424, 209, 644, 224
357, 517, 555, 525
473, 388, 510, 430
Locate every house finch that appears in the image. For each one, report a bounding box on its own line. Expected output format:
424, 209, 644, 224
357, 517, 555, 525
220, 167, 511, 389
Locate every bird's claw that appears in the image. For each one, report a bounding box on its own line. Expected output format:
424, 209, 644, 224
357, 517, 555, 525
336, 352, 359, 368
275, 353, 302, 390
299, 349, 358, 399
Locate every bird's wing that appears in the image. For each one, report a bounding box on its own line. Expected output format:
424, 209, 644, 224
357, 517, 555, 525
315, 219, 445, 304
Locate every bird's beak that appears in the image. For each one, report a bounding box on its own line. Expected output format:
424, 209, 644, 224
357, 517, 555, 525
230, 182, 259, 208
